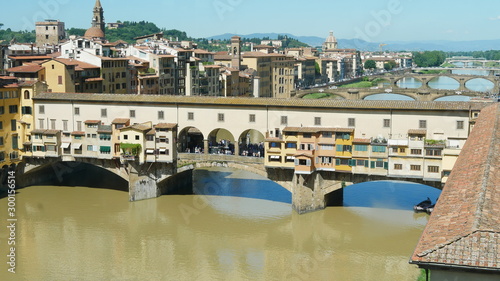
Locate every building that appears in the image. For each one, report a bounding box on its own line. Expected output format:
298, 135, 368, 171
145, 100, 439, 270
35, 20, 66, 47
84, 0, 105, 41
323, 31, 338, 51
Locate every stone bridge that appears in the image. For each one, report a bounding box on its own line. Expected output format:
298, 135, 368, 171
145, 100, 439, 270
14, 152, 443, 214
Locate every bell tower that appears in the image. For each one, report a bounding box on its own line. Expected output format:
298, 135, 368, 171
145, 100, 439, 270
92, 0, 105, 35
231, 36, 241, 70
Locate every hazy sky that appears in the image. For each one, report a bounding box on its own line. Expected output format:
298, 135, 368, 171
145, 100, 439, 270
2, 0, 500, 42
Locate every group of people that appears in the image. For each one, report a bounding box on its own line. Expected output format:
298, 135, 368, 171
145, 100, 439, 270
239, 142, 264, 158
184, 140, 265, 158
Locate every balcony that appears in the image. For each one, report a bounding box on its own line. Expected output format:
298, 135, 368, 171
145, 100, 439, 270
120, 154, 135, 162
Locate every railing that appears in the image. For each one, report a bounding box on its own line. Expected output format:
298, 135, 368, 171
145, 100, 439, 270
179, 153, 264, 165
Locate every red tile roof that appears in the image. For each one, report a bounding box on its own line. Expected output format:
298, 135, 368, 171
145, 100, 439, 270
7, 64, 44, 73
410, 104, 500, 270
84, 120, 101, 124
154, 123, 177, 129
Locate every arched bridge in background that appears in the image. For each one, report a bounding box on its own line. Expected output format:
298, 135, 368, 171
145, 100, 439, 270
296, 72, 500, 101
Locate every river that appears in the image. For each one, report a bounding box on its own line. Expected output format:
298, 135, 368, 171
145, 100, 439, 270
0, 167, 440, 280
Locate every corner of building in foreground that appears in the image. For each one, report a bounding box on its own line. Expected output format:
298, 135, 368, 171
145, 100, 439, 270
409, 103, 500, 281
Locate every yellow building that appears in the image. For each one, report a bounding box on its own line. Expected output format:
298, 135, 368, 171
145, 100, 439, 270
0, 77, 21, 166
41, 58, 76, 93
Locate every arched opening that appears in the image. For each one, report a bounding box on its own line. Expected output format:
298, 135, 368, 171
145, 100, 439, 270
208, 128, 235, 155
302, 93, 345, 99
238, 129, 265, 157
428, 76, 459, 90
178, 126, 204, 153
20, 161, 128, 191
343, 180, 441, 211
23, 90, 30, 99
395, 77, 422, 89
363, 93, 415, 101
465, 78, 494, 92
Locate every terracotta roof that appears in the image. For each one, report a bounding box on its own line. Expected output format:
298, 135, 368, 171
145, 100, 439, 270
84, 120, 101, 124
154, 123, 177, 129
265, 137, 283, 142
84, 26, 105, 39
43, 129, 61, 135
294, 152, 314, 158
8, 55, 52, 60
410, 104, 500, 271
408, 129, 427, 135
121, 123, 151, 131
53, 58, 100, 70
146, 129, 156, 135
31, 129, 46, 134
85, 77, 104, 82
71, 131, 85, 136
7, 64, 44, 73
353, 138, 371, 143
112, 118, 130, 124
33, 92, 493, 112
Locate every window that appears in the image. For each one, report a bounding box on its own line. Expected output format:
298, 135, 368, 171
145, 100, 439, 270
314, 117, 321, 126
392, 147, 398, 153
58, 76, 63, 85
410, 165, 421, 171
101, 108, 107, 118
24, 90, 30, 99
400, 148, 405, 153
457, 120, 464, 130
0, 137, 3, 145
77, 121, 82, 131
348, 118, 355, 127
372, 146, 386, 153
0, 107, 4, 115
87, 145, 95, 151
355, 145, 368, 151
281, 116, 288, 125
419, 120, 427, 129
74, 107, 80, 115
428, 166, 439, 173
356, 159, 366, 166
130, 110, 135, 118
411, 149, 422, 155
383, 119, 390, 128
92, 134, 97, 138
322, 132, 332, 138
188, 112, 194, 120
21, 106, 32, 115
63, 120, 68, 131
123, 135, 128, 140
0, 122, 2, 130
158, 111, 164, 120
11, 120, 16, 131
39, 119, 44, 129
135, 135, 140, 140
9, 105, 18, 114
270, 142, 281, 148
285, 142, 297, 149
146, 135, 154, 141
320, 144, 334, 150
50, 119, 56, 130
303, 133, 312, 138
394, 164, 403, 170
249, 114, 255, 123
39, 105, 45, 114
426, 149, 442, 156
218, 113, 224, 122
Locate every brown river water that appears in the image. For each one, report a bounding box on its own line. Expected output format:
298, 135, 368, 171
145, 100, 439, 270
0, 167, 431, 280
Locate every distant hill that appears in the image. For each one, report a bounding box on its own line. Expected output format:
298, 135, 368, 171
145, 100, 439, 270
207, 33, 500, 52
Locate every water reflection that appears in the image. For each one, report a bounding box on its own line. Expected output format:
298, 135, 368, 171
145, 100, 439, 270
0, 168, 431, 281
364, 93, 415, 101
428, 76, 459, 90
396, 77, 422, 88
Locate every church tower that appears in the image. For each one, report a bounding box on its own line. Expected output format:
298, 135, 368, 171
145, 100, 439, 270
323, 31, 338, 51
92, 0, 105, 36
231, 36, 241, 70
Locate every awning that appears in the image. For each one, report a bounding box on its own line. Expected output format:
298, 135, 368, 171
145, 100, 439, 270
100, 146, 111, 152
145, 149, 155, 154
73, 143, 82, 149
159, 149, 167, 152
61, 142, 71, 149
270, 155, 280, 159
286, 156, 295, 160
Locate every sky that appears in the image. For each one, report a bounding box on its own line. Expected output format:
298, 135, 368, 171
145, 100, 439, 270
2, 0, 500, 42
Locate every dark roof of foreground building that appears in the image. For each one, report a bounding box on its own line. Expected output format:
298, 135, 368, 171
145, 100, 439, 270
33, 92, 492, 112
410, 103, 500, 271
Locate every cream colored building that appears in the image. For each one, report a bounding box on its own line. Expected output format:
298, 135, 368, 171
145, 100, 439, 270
35, 20, 65, 47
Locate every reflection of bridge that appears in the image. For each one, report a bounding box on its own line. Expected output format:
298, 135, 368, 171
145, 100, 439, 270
297, 72, 500, 101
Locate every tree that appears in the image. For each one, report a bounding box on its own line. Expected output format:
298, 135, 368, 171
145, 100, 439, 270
383, 61, 397, 71
0, 23, 3, 29
364, 60, 376, 70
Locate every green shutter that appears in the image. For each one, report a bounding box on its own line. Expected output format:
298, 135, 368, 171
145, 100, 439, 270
384, 162, 389, 170
364, 160, 369, 167
336, 158, 340, 165
336, 144, 343, 152
348, 159, 355, 166
370, 161, 375, 168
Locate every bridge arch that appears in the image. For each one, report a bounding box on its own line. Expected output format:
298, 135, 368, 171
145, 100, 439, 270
17, 160, 128, 191
464, 78, 494, 92
393, 76, 423, 88
361, 92, 416, 101
178, 126, 205, 153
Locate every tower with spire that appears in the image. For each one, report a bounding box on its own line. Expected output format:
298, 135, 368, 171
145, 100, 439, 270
92, 0, 105, 35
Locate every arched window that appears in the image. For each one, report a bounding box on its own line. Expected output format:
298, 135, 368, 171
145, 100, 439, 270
24, 90, 30, 99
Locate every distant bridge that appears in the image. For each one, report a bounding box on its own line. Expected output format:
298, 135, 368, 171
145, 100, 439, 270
444, 56, 500, 67
297, 72, 499, 101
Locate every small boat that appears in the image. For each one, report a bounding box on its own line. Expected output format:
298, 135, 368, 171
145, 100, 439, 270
425, 204, 435, 214
413, 197, 432, 212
